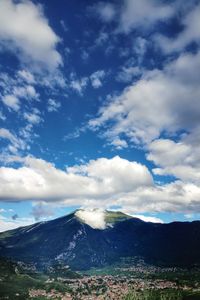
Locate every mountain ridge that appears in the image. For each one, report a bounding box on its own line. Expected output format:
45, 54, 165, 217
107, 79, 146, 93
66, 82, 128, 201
0, 210, 200, 271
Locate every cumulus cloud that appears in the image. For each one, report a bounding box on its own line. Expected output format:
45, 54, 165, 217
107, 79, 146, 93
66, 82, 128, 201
92, 2, 116, 22
68, 156, 152, 192
155, 3, 200, 53
18, 70, 35, 84
24, 109, 42, 125
0, 0, 62, 70
147, 128, 200, 184
0, 156, 152, 203
13, 85, 38, 101
110, 138, 128, 150
47, 99, 61, 112
114, 181, 200, 214
75, 209, 106, 229
90, 0, 173, 33
0, 71, 40, 119
89, 51, 200, 146
0, 128, 26, 153
0, 155, 200, 214
118, 0, 173, 33
90, 70, 106, 89
70, 75, 88, 95
2, 95, 20, 111
1, 86, 38, 112
116, 66, 141, 83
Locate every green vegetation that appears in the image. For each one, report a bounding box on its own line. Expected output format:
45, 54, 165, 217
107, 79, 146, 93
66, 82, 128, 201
105, 210, 132, 224
83, 257, 200, 285
0, 272, 70, 299
123, 290, 181, 300
83, 257, 145, 276
1, 257, 200, 300
0, 258, 72, 299
123, 289, 200, 300
0, 229, 14, 240
46, 262, 81, 279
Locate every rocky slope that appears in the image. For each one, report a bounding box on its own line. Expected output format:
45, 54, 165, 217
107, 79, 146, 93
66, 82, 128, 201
0, 210, 200, 270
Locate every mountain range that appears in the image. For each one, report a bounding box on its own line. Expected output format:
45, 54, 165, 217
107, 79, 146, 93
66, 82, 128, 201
0, 210, 200, 270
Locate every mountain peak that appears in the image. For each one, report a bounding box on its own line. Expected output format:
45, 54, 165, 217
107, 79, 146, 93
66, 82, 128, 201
74, 208, 132, 229
1, 209, 200, 271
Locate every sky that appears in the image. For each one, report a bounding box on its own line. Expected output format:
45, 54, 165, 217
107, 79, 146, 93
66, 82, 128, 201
0, 0, 200, 231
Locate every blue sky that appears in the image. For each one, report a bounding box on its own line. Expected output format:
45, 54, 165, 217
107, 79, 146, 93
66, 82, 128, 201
0, 0, 200, 231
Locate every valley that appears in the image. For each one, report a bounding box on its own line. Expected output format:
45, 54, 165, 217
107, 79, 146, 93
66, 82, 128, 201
1, 210, 200, 299
1, 258, 200, 299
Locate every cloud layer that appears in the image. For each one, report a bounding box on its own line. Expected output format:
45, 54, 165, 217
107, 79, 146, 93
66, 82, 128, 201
0, 0, 62, 69
75, 209, 106, 229
0, 156, 152, 203
148, 128, 200, 184
89, 51, 200, 145
0, 155, 200, 215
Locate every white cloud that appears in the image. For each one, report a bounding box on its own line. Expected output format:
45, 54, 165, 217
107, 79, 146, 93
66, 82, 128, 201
68, 156, 152, 192
93, 2, 116, 22
133, 37, 147, 55
2, 95, 20, 111
119, 0, 173, 33
0, 214, 34, 233
47, 99, 61, 112
24, 110, 42, 124
147, 128, 200, 184
148, 139, 190, 169
94, 31, 109, 48
90, 70, 105, 88
1, 85, 39, 113
129, 214, 163, 224
110, 207, 164, 223
63, 128, 82, 140
0, 0, 62, 70
18, 70, 35, 84
0, 155, 199, 214
70, 76, 88, 95
0, 154, 24, 164
114, 181, 200, 214
0, 128, 26, 153
75, 209, 106, 229
156, 4, 200, 53
31, 203, 54, 220
90, 0, 173, 34
116, 66, 141, 83
13, 85, 38, 100
0, 72, 40, 119
0, 68, 65, 103
0, 155, 152, 203
0, 111, 6, 121
89, 51, 200, 146
110, 138, 128, 149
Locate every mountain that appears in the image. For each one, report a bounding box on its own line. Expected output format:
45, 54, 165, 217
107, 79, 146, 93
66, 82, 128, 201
0, 210, 200, 271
